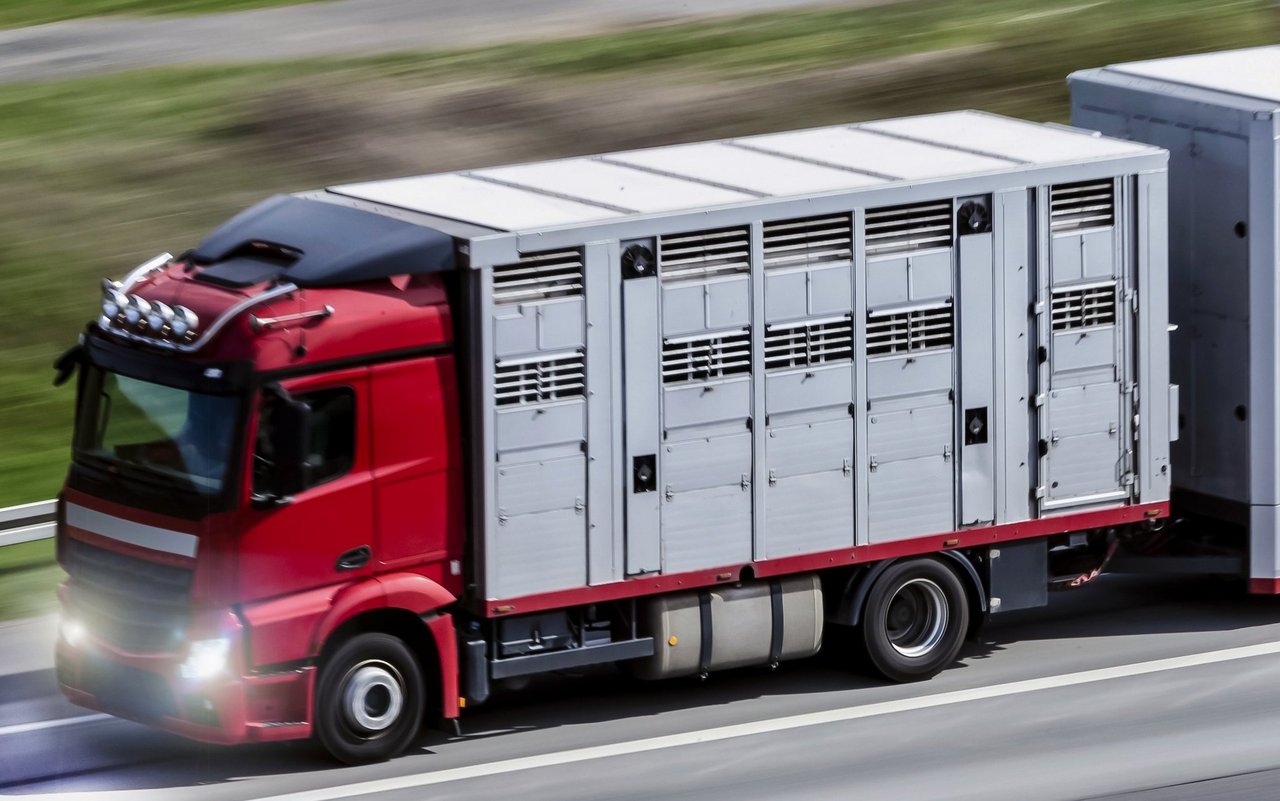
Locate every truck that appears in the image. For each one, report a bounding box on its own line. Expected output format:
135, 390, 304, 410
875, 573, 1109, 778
57, 46, 1276, 763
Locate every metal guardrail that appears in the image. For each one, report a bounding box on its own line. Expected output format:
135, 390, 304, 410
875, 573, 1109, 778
0, 500, 56, 547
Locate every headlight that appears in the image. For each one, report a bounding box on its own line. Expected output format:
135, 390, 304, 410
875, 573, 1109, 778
179, 637, 231, 680
60, 617, 85, 648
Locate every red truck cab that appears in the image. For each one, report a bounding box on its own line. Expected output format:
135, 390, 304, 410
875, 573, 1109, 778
56, 195, 466, 762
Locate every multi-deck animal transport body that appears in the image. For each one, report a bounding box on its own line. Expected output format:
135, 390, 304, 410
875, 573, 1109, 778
1071, 46, 1280, 591
54, 108, 1175, 763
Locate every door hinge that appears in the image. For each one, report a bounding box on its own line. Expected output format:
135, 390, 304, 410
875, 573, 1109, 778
664, 485, 674, 502
574, 498, 585, 514
842, 458, 852, 477
1121, 472, 1136, 487
942, 445, 952, 462
1034, 393, 1047, 408
740, 474, 751, 491
1033, 485, 1047, 500
1126, 288, 1138, 313
869, 456, 879, 473
768, 469, 777, 487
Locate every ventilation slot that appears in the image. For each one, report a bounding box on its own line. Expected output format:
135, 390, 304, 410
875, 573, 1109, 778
763, 214, 852, 271
659, 227, 750, 284
867, 304, 954, 356
662, 329, 751, 384
495, 351, 585, 406
764, 317, 854, 370
865, 201, 952, 256
493, 250, 584, 305
1051, 180, 1114, 232
1052, 284, 1116, 331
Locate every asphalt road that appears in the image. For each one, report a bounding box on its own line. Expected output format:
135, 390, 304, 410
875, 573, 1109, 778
6, 575, 1280, 800
0, 0, 882, 84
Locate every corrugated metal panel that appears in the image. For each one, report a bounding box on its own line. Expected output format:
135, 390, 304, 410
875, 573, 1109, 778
477, 159, 754, 214
607, 142, 873, 196
745, 126, 1013, 180
864, 111, 1155, 164
1106, 46, 1280, 104
331, 173, 623, 229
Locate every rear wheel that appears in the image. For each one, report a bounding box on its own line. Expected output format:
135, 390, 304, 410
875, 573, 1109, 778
315, 632, 425, 764
861, 559, 970, 682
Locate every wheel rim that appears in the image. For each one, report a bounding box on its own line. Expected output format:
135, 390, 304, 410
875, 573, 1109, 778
885, 578, 949, 658
342, 660, 405, 735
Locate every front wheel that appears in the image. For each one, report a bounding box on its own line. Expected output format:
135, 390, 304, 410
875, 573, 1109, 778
315, 633, 425, 764
861, 559, 970, 683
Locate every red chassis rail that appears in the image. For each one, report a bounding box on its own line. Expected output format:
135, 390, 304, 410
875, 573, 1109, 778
481, 501, 1172, 617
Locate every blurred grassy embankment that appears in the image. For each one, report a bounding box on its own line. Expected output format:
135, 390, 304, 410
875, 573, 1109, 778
0, 0, 1276, 618
0, 0, 327, 28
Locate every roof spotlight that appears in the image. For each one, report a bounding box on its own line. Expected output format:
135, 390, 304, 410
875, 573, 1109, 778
147, 301, 174, 334
124, 295, 152, 329
101, 281, 128, 322
171, 306, 199, 341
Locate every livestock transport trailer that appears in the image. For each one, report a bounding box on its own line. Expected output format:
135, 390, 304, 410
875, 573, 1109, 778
53, 109, 1173, 763
1071, 46, 1280, 592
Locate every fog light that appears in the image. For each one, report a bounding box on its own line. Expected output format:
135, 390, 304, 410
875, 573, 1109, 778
180, 637, 231, 680
60, 617, 85, 648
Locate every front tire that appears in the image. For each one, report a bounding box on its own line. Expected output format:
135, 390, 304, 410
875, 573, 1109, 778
861, 558, 969, 683
315, 633, 425, 764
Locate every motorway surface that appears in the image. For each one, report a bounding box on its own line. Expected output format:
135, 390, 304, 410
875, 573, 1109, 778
5, 575, 1280, 800
0, 0, 885, 83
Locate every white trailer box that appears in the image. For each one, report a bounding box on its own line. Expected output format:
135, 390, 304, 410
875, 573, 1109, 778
324, 110, 1171, 604
1071, 47, 1280, 589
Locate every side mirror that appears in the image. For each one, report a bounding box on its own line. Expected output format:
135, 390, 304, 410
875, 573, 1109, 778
52, 343, 84, 387
270, 397, 312, 498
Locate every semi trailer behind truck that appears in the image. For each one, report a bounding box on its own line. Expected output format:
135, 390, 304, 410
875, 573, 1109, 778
49, 46, 1274, 764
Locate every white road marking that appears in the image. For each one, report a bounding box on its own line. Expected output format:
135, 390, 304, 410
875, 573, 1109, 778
250, 639, 1280, 801
0, 713, 111, 737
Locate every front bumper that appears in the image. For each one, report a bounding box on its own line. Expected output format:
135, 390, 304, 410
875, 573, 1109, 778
55, 623, 316, 746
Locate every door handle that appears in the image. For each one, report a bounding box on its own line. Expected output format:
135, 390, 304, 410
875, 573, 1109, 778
336, 545, 372, 571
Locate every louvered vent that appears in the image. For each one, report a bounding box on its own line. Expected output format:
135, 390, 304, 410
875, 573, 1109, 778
493, 250, 584, 304
865, 201, 952, 256
764, 317, 853, 370
763, 214, 852, 271
1052, 283, 1116, 331
659, 227, 750, 283
867, 304, 953, 356
662, 329, 751, 384
1051, 180, 1114, 232
495, 351, 585, 406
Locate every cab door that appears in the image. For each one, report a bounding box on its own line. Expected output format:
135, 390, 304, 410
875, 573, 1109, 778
237, 367, 374, 601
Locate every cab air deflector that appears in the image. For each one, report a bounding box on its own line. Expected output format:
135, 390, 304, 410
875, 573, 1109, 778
192, 194, 455, 288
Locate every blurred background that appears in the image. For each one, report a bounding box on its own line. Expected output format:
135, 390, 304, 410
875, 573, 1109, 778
0, 0, 1276, 621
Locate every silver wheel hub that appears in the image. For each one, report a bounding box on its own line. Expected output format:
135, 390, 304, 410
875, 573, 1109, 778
885, 578, 949, 658
342, 661, 404, 733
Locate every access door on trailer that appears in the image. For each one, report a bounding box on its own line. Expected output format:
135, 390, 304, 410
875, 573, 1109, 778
1038, 178, 1133, 511
621, 228, 755, 576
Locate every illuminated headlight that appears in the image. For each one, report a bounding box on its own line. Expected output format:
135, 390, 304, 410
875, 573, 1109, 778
101, 281, 128, 322
179, 637, 231, 680
124, 295, 152, 329
59, 617, 85, 648
170, 306, 198, 340
146, 301, 174, 334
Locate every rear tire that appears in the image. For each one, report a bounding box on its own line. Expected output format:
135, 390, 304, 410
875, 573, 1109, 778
860, 559, 970, 683
315, 632, 425, 764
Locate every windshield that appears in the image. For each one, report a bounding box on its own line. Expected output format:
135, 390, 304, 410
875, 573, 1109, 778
75, 368, 239, 497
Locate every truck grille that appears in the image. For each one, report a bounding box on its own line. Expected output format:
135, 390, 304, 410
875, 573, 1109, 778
63, 538, 193, 653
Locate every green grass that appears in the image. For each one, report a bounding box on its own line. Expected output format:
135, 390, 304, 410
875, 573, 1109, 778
0, 0, 330, 28
0, 540, 63, 621
0, 0, 1276, 516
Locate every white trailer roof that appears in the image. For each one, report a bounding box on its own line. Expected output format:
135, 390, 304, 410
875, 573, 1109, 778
1102, 46, 1280, 105
330, 110, 1157, 233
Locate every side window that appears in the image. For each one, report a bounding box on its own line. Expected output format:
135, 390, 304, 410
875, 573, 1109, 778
254, 387, 356, 495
